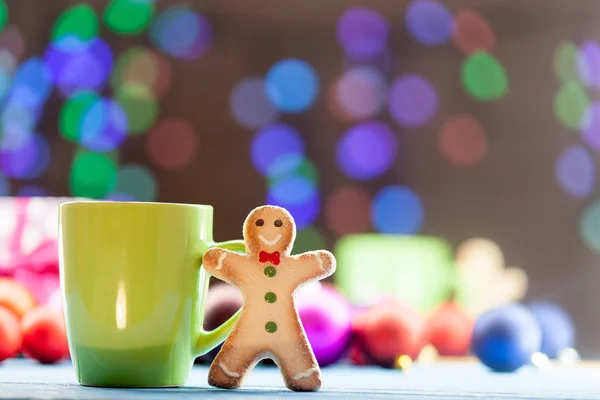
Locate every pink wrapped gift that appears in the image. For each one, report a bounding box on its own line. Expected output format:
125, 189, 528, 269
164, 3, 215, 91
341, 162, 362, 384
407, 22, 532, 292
0, 197, 76, 304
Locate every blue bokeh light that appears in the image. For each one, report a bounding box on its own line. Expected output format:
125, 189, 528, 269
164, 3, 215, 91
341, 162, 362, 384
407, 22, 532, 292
266, 175, 320, 229
336, 121, 398, 180
45, 38, 113, 96
250, 122, 305, 175
80, 98, 128, 152
265, 59, 319, 113
0, 134, 50, 179
406, 0, 454, 46
371, 185, 424, 234
555, 144, 595, 198
9, 58, 53, 109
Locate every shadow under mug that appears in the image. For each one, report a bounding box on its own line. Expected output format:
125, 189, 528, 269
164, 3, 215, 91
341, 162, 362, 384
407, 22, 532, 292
59, 201, 244, 387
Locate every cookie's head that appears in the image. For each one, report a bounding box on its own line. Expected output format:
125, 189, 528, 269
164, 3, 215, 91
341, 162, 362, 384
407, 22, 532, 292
243, 205, 296, 256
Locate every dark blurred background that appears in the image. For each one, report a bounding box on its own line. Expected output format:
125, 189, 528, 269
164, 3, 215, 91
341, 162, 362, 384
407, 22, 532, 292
0, 0, 599, 357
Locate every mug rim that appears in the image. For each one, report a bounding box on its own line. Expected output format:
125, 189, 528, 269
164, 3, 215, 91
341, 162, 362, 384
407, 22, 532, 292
59, 200, 214, 212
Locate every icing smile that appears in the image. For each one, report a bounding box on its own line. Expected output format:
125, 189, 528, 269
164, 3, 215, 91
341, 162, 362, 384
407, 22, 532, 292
259, 234, 282, 246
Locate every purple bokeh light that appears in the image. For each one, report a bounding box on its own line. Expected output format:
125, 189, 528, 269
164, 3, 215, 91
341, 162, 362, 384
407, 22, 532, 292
336, 121, 398, 180
250, 123, 305, 176
577, 40, 600, 89
0, 134, 50, 179
581, 103, 600, 151
337, 7, 389, 60
406, 0, 454, 46
15, 185, 49, 197
230, 77, 278, 129
388, 74, 438, 127
335, 66, 386, 120
556, 144, 595, 198
44, 38, 113, 97
149, 5, 212, 60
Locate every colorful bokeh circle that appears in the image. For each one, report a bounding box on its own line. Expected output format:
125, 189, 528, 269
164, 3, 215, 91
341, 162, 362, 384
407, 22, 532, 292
147, 118, 198, 170
580, 200, 600, 254
553, 41, 580, 84
103, 0, 155, 36
371, 185, 424, 234
111, 46, 172, 97
336, 7, 389, 60
149, 5, 212, 60
452, 9, 496, 55
554, 82, 590, 131
555, 145, 595, 198
115, 164, 158, 202
388, 74, 438, 127
265, 59, 319, 113
0, 134, 49, 179
406, 0, 453, 46
230, 77, 278, 129
461, 51, 508, 101
267, 156, 318, 188
581, 103, 600, 151
336, 121, 398, 180
266, 175, 320, 229
439, 115, 488, 167
69, 151, 118, 198
325, 186, 371, 235
51, 3, 99, 52
577, 40, 600, 88
334, 66, 386, 120
250, 122, 305, 176
115, 84, 158, 134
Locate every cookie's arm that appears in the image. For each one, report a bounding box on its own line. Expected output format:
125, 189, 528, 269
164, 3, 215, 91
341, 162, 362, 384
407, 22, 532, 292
202, 248, 246, 287
291, 250, 336, 285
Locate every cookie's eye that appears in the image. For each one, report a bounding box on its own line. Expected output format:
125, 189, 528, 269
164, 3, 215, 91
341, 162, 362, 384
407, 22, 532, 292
255, 219, 264, 227
274, 219, 283, 227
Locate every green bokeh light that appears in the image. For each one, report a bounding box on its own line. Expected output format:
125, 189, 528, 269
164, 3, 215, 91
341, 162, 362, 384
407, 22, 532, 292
116, 164, 158, 201
103, 0, 155, 36
292, 226, 326, 255
115, 84, 158, 134
52, 4, 99, 46
267, 158, 318, 187
553, 41, 580, 83
0, 1, 8, 35
60, 91, 101, 142
70, 151, 118, 198
554, 82, 590, 130
461, 51, 508, 101
580, 200, 600, 254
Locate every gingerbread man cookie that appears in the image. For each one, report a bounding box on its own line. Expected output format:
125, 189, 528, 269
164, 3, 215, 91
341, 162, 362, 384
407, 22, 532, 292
202, 205, 336, 392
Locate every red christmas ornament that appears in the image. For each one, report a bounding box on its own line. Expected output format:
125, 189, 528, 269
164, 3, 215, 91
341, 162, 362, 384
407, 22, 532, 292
20, 306, 70, 364
426, 300, 474, 357
0, 307, 22, 362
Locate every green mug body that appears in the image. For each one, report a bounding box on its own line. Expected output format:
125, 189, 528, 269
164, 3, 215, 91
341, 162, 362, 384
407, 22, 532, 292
59, 201, 243, 387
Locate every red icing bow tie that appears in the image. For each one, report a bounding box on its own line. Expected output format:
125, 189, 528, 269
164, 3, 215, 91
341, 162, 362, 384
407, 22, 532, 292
259, 251, 280, 265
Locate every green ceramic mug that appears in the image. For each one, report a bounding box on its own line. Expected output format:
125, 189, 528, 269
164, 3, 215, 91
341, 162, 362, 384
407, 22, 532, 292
58, 201, 244, 387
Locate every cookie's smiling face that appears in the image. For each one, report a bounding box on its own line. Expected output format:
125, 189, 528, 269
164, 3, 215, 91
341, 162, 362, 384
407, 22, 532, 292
243, 205, 295, 256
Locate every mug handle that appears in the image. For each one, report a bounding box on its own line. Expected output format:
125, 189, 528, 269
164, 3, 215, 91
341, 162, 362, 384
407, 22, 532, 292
194, 239, 245, 357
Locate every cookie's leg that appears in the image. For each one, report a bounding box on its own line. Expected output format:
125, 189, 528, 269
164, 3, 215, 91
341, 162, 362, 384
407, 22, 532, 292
208, 341, 260, 390
273, 337, 322, 392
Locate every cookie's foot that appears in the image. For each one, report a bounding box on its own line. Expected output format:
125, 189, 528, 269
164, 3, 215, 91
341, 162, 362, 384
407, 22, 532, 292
208, 361, 243, 390
284, 367, 322, 392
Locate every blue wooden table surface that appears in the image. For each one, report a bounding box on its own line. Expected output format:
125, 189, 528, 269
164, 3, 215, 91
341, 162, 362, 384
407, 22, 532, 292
1, 359, 599, 399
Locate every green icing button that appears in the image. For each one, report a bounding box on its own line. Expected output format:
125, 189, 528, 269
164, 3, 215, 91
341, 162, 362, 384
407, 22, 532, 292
265, 321, 277, 333
264, 292, 277, 303
264, 266, 276, 278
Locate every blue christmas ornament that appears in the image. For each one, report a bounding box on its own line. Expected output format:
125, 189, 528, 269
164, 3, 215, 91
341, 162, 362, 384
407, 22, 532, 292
472, 304, 542, 372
